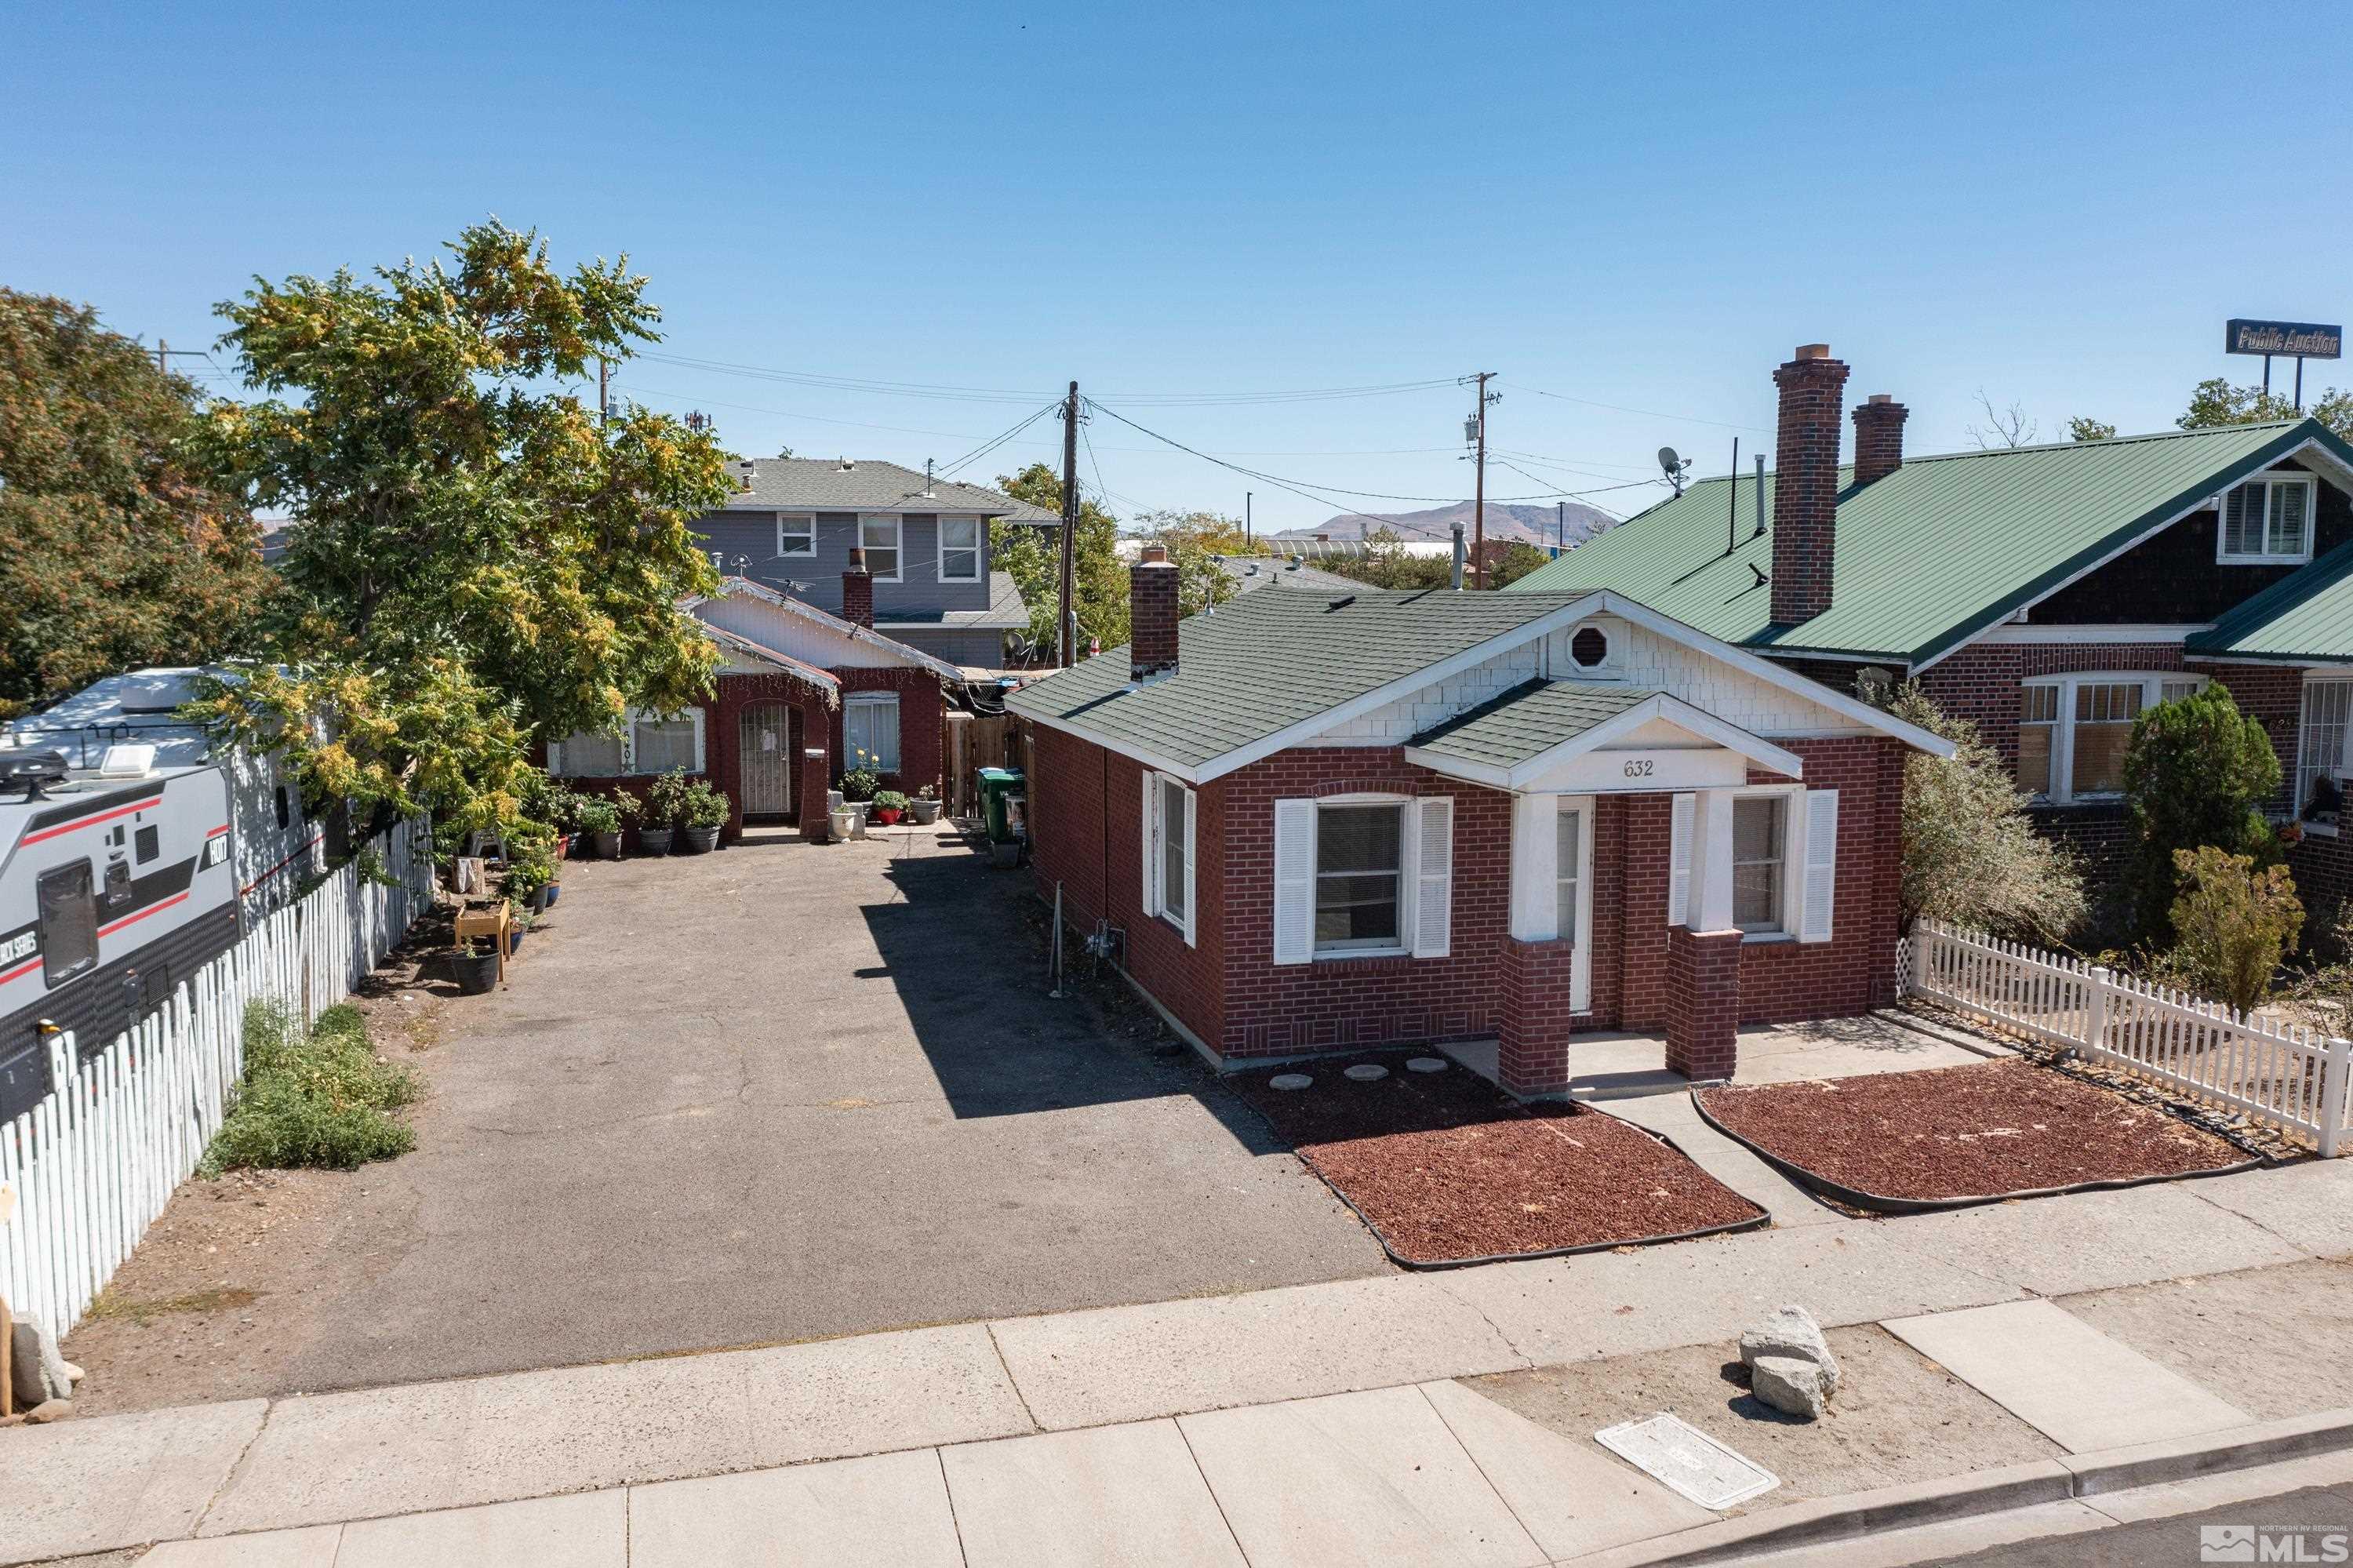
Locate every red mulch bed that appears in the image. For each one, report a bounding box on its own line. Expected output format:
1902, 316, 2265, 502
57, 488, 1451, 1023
1695, 1058, 2256, 1205
1232, 1054, 1765, 1266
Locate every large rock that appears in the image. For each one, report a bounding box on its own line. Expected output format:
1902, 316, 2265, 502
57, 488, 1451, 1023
21, 1397, 72, 1424
1750, 1355, 1826, 1420
9, 1319, 74, 1405
1740, 1303, 1839, 1398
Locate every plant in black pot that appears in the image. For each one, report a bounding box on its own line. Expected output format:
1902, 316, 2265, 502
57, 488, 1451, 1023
575, 795, 623, 860
505, 846, 556, 914
639, 769, 689, 856
609, 788, 643, 857
452, 940, 500, 995
681, 781, 729, 853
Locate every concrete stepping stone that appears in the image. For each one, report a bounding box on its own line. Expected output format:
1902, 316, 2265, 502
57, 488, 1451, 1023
1407, 1057, 1449, 1073
1270, 1072, 1313, 1090
1882, 1297, 2252, 1453
942, 1418, 1246, 1566
1343, 1064, 1390, 1082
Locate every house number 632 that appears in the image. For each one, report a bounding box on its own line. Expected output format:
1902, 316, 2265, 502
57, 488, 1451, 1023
1621, 759, 1654, 778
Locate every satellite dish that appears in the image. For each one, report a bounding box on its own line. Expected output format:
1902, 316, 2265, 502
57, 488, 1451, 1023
1657, 446, 1682, 475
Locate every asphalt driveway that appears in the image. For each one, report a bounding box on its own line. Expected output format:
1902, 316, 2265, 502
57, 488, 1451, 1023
266, 823, 1385, 1392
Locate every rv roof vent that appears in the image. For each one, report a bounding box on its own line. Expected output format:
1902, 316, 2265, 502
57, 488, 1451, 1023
99, 743, 158, 778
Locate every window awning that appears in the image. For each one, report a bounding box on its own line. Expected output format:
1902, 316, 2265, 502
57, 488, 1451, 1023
1403, 678, 1804, 793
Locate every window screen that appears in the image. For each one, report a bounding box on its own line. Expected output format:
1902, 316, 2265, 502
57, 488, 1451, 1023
1159, 777, 1188, 923
940, 518, 980, 581
2071, 682, 2144, 795
1315, 805, 1402, 952
778, 515, 815, 556
555, 730, 626, 778
845, 695, 900, 772
2018, 685, 2058, 796
1555, 804, 1582, 943
2303, 681, 2353, 813
37, 861, 98, 986
1732, 797, 1786, 933
632, 714, 700, 775
861, 515, 900, 579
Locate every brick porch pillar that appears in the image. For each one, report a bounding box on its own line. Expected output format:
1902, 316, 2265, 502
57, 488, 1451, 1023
1664, 926, 1741, 1082
1497, 936, 1579, 1096
799, 696, 834, 842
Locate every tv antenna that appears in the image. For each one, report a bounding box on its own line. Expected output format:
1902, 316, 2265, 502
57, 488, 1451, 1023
1658, 446, 1693, 497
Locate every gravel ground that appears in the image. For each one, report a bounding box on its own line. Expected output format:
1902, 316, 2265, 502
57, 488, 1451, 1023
1697, 1057, 2252, 1202
1233, 1053, 1763, 1264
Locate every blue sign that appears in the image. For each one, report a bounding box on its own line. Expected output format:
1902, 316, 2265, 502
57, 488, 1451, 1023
2227, 319, 2342, 359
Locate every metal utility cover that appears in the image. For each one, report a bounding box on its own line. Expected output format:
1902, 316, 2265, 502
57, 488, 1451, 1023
1595, 1413, 1780, 1511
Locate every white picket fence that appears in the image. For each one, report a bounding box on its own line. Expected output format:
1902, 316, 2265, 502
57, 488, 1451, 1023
1904, 919, 2353, 1156
0, 818, 435, 1341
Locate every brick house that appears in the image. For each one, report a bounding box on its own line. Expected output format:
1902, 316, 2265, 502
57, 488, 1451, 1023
1516, 344, 2353, 908
544, 558, 959, 843
1006, 545, 1951, 1096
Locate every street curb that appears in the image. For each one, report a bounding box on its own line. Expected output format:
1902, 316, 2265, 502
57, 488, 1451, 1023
1564, 1406, 2353, 1566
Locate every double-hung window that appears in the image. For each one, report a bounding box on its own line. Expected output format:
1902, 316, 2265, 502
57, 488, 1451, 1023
548, 708, 706, 777
1144, 772, 1196, 944
1731, 796, 1787, 934
844, 693, 900, 773
1272, 795, 1453, 964
1315, 804, 1404, 953
2017, 673, 2204, 802
1555, 802, 1584, 944
938, 517, 981, 583
2299, 679, 2353, 824
777, 514, 816, 558
2219, 474, 2315, 564
860, 515, 902, 581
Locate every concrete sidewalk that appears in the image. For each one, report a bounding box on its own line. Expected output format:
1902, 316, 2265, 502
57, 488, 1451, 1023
12, 1155, 2353, 1564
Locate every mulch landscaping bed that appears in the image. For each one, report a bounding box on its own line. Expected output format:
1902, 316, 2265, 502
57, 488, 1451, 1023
1231, 1053, 1766, 1268
1694, 1057, 2264, 1212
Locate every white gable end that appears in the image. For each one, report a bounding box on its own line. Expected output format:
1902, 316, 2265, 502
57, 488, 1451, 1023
694, 593, 913, 671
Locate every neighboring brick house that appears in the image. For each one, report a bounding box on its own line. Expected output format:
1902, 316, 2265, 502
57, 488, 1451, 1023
1515, 344, 2353, 900
544, 562, 958, 845
1006, 545, 1950, 1096
689, 457, 1055, 671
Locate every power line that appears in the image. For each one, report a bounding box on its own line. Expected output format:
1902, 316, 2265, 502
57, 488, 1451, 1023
633, 348, 1463, 409
1501, 380, 1769, 434
938, 399, 1064, 479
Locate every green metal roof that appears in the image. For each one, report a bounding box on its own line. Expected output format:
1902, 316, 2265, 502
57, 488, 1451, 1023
1005, 585, 1595, 773
2190, 536, 2353, 663
1406, 679, 1654, 769
1510, 420, 2344, 665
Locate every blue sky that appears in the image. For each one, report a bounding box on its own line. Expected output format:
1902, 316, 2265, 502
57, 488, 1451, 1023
8, 2, 2349, 531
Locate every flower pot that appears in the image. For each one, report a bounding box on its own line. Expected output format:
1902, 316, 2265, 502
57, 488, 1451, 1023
828, 807, 858, 840
507, 926, 526, 955
524, 885, 551, 913
682, 824, 722, 853
544, 882, 561, 907
638, 827, 675, 857
555, 834, 573, 860
990, 839, 1022, 869
872, 807, 903, 826
910, 799, 942, 825
592, 831, 620, 859
453, 948, 500, 995
827, 788, 844, 814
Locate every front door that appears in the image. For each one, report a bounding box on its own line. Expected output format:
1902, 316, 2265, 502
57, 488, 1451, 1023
739, 703, 793, 817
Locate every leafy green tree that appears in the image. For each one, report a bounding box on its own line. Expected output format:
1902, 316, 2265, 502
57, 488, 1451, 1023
1327, 526, 1452, 591
2169, 846, 2303, 1013
1136, 508, 1256, 617
990, 463, 1127, 656
1489, 541, 1552, 588
2067, 417, 2117, 442
1886, 684, 2086, 941
195, 221, 731, 832
0, 289, 273, 714
2180, 377, 2353, 439
2122, 684, 2283, 942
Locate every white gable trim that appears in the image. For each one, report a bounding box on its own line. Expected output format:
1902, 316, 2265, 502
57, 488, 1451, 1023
687, 577, 964, 683
1404, 694, 1805, 790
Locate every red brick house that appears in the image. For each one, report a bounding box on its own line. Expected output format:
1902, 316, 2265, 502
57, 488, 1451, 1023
546, 558, 959, 842
1517, 344, 2353, 911
1006, 545, 1951, 1096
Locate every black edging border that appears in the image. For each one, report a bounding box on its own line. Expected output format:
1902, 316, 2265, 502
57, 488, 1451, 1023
1689, 1087, 2270, 1216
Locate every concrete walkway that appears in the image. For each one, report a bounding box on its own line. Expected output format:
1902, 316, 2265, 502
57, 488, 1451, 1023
12, 1154, 2353, 1564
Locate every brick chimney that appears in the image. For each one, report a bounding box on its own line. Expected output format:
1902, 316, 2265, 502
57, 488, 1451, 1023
1130, 544, 1179, 683
1769, 343, 1851, 627
1852, 393, 1909, 487
842, 544, 874, 630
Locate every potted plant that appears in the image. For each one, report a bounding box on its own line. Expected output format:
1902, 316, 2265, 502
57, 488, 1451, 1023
640, 769, 690, 856
576, 795, 623, 860
506, 850, 555, 913
910, 785, 943, 826
839, 754, 882, 806
827, 799, 860, 840
505, 908, 533, 954
609, 788, 643, 857
871, 789, 909, 826
452, 940, 500, 995
681, 781, 729, 853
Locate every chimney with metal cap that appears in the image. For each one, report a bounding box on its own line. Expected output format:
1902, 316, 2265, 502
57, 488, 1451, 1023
1852, 392, 1909, 486
1770, 343, 1851, 627
1130, 544, 1179, 683
842, 544, 874, 629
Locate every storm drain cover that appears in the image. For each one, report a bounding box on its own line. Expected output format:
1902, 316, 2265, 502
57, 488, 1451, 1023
1406, 1057, 1449, 1073
1343, 1064, 1390, 1081
1595, 1413, 1780, 1511
1270, 1073, 1313, 1090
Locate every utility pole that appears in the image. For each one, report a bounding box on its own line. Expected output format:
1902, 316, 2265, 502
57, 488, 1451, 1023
1058, 381, 1080, 668
1469, 372, 1498, 588
598, 358, 610, 430
153, 339, 208, 379
1245, 491, 1253, 546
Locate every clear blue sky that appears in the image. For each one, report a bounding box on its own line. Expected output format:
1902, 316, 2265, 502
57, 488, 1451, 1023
9, 2, 2348, 532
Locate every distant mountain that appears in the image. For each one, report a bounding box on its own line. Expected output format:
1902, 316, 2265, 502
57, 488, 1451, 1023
1278, 500, 1614, 550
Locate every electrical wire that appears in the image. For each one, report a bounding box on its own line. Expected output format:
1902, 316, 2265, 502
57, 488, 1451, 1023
937, 399, 1064, 480
633, 347, 1464, 409
1502, 380, 1769, 435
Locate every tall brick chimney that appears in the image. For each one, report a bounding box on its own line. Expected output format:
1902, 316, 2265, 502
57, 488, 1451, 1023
1852, 393, 1909, 487
1770, 344, 1851, 628
1130, 544, 1179, 683
842, 544, 874, 629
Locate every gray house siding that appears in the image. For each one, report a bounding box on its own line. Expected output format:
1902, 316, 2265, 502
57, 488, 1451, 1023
880, 625, 1007, 668
694, 510, 995, 618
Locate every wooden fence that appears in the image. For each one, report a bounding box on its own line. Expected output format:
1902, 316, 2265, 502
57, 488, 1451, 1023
1904, 919, 2353, 1155
0, 818, 435, 1341
945, 711, 1019, 820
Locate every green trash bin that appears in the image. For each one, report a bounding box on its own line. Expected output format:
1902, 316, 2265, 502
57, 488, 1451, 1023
977, 767, 1025, 846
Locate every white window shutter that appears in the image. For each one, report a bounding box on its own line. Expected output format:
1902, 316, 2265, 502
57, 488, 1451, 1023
1414, 796, 1453, 959
1667, 793, 1694, 926
1180, 788, 1197, 948
1800, 788, 1838, 944
1273, 799, 1316, 965
1142, 772, 1160, 919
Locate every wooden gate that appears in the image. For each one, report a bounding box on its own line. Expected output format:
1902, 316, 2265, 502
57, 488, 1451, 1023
739, 702, 793, 817
945, 712, 1020, 818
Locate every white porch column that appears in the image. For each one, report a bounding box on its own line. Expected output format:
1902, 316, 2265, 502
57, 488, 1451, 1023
1509, 791, 1558, 940
1689, 787, 1737, 933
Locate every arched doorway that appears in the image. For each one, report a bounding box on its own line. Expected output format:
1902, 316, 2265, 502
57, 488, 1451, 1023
739, 701, 795, 820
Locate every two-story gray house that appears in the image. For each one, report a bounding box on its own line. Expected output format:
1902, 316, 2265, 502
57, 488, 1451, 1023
691, 458, 1056, 671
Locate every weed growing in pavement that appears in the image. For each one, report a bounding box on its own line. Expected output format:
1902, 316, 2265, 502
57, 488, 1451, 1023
202, 1002, 419, 1174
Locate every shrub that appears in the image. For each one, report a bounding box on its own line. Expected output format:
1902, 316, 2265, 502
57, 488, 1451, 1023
839, 751, 882, 803
683, 780, 730, 828
2168, 846, 2304, 1014
2123, 684, 2282, 942
1887, 685, 2086, 942
872, 789, 910, 813
202, 1002, 417, 1173
645, 768, 693, 827
573, 795, 620, 835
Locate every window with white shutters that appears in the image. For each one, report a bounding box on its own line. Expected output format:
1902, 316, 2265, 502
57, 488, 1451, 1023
1800, 789, 1838, 943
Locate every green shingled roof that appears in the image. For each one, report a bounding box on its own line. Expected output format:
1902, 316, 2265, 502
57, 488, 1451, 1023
1510, 420, 2346, 665
1406, 679, 1653, 769
1005, 585, 1595, 773
2190, 537, 2353, 662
